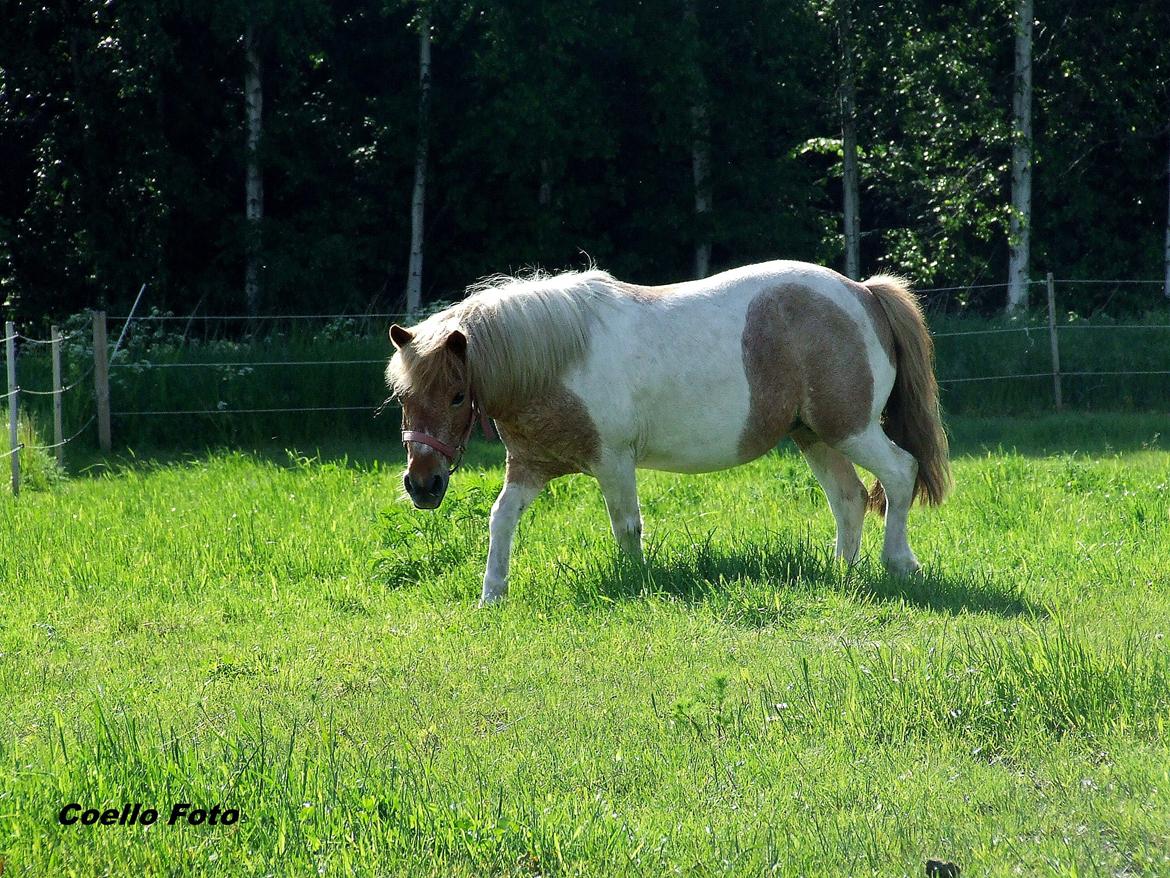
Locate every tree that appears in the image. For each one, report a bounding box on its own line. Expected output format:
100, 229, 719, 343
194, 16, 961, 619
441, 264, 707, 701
405, 6, 431, 319
244, 19, 264, 314
1007, 0, 1033, 310
683, 0, 712, 279
838, 0, 861, 279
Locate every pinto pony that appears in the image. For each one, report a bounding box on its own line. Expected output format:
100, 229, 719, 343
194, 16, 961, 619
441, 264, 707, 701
387, 260, 950, 604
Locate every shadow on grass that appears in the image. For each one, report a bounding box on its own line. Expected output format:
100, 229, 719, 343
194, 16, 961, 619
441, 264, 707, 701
67, 436, 509, 479
561, 533, 1042, 625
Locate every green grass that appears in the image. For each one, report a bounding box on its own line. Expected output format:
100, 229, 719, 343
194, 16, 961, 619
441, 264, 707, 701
1, 414, 1169, 876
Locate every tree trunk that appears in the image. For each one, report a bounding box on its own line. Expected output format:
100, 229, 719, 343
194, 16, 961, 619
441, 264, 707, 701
244, 22, 264, 315
406, 11, 432, 320
539, 157, 552, 207
1007, 0, 1033, 311
1164, 132, 1170, 299
685, 0, 711, 279
839, 0, 861, 280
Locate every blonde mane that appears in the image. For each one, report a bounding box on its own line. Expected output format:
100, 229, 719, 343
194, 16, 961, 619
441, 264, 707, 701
387, 269, 620, 410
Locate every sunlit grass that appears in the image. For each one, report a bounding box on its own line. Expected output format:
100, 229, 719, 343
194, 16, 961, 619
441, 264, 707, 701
1, 414, 1168, 876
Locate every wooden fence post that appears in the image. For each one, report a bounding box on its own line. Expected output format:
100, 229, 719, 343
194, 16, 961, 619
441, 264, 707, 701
1045, 272, 1062, 412
93, 310, 112, 451
5, 321, 19, 495
51, 325, 64, 467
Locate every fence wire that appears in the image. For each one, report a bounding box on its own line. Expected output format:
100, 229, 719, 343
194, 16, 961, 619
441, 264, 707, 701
15, 331, 82, 345
113, 404, 378, 417
114, 358, 385, 370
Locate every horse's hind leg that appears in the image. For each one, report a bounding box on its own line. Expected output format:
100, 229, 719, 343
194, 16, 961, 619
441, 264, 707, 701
594, 451, 643, 561
835, 423, 921, 575
795, 435, 868, 563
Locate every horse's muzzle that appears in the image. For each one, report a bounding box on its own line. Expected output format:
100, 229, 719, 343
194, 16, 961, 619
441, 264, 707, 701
404, 471, 448, 509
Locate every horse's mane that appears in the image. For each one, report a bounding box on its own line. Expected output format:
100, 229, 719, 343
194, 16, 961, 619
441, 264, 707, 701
387, 268, 619, 410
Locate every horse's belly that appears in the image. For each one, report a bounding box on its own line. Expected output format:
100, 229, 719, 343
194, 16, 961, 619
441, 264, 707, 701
636, 379, 754, 473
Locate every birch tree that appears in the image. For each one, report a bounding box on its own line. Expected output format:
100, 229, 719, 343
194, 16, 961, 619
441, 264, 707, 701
244, 20, 263, 314
838, 0, 860, 280
1164, 134, 1170, 299
1007, 0, 1033, 310
405, 8, 432, 319
684, 0, 712, 279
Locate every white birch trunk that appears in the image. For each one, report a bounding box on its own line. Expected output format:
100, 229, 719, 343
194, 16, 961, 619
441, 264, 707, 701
691, 102, 712, 279
244, 22, 263, 315
839, 0, 860, 280
539, 157, 552, 207
1164, 133, 1170, 299
406, 12, 431, 320
685, 0, 711, 279
1007, 0, 1033, 311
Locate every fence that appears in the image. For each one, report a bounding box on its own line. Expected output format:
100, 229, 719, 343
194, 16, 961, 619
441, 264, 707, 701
3, 321, 97, 495
5, 275, 1170, 494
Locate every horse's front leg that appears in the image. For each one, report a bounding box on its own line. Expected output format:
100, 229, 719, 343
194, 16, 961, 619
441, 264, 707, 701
595, 452, 643, 562
481, 463, 545, 606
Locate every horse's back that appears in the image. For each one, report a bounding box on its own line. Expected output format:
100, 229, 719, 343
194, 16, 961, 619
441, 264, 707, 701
570, 261, 896, 473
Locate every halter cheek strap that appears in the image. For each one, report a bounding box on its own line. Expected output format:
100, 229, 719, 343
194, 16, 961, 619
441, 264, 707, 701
401, 398, 485, 474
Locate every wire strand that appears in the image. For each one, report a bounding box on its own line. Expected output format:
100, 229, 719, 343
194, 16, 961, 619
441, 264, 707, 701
22, 415, 96, 451
937, 372, 1053, 383
111, 358, 386, 370
112, 405, 377, 416
1062, 370, 1170, 377
932, 326, 1035, 338
1056, 324, 1170, 330
15, 331, 81, 345
113, 312, 407, 322
1054, 279, 1164, 285
14, 365, 95, 397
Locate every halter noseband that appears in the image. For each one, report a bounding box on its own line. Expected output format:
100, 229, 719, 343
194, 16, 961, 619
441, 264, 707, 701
401, 398, 482, 474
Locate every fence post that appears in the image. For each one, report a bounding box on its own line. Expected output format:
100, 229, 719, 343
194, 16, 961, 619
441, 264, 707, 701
93, 310, 111, 451
5, 321, 19, 495
1045, 272, 1062, 412
52, 325, 64, 467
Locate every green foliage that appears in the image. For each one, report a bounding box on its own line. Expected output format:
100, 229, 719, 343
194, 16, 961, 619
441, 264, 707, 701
4, 1, 1165, 322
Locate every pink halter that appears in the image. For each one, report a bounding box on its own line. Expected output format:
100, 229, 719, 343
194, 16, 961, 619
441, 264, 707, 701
401, 398, 494, 473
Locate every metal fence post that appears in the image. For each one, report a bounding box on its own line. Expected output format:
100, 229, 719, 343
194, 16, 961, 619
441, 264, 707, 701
93, 310, 112, 451
51, 325, 64, 467
5, 321, 19, 495
1045, 272, 1062, 411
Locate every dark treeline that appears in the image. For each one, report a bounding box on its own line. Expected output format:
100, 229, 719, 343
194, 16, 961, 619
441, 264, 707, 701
2, 0, 1168, 322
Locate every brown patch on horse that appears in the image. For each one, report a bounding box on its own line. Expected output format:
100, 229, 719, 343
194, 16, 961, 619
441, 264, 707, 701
738, 283, 875, 460
494, 384, 601, 484
843, 278, 895, 363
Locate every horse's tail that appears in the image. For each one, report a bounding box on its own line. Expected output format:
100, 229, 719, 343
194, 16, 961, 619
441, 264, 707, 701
863, 275, 952, 514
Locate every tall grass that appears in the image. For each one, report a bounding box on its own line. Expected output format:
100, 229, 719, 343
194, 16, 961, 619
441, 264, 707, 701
1, 407, 63, 491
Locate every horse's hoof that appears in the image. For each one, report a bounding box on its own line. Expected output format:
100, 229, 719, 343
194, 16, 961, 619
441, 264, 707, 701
883, 555, 921, 577
479, 591, 507, 607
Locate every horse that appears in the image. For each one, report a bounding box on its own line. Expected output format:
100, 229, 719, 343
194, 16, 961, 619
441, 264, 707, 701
386, 260, 951, 605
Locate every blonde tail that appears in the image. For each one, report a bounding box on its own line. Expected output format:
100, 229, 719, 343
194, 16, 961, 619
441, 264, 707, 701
863, 275, 952, 512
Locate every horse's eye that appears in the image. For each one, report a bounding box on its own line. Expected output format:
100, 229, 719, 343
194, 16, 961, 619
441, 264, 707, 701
451, 392, 466, 407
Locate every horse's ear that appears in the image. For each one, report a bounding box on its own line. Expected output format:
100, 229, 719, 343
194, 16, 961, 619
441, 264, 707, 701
445, 329, 467, 360
389, 324, 413, 349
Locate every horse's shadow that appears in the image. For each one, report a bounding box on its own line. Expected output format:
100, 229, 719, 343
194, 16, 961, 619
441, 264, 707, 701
562, 533, 1041, 624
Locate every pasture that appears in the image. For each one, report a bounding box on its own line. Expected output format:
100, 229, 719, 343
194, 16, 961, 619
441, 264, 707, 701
2, 413, 1168, 876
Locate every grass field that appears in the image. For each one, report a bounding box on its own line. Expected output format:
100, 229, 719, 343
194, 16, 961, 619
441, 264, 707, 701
2, 414, 1168, 876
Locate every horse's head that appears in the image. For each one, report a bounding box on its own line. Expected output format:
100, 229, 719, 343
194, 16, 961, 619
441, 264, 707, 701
387, 322, 474, 509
